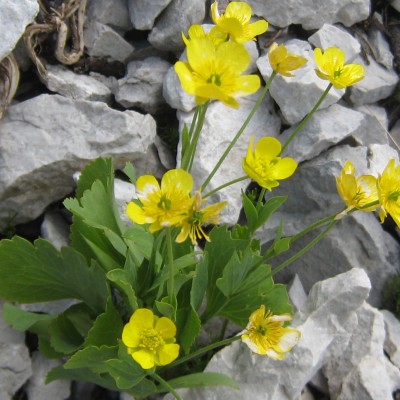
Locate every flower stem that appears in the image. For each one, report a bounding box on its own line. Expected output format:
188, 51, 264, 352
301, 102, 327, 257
270, 219, 338, 277
168, 335, 241, 369
166, 228, 175, 306
256, 188, 267, 211
150, 372, 182, 400
200, 71, 277, 192
280, 82, 333, 155
202, 175, 248, 199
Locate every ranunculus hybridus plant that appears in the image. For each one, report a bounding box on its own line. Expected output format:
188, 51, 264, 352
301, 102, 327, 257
0, 2, 393, 400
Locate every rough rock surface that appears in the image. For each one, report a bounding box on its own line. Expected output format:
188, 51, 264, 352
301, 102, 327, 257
0, 0, 39, 61
127, 0, 173, 30
0, 94, 159, 230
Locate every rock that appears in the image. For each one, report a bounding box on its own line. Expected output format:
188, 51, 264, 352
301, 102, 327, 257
25, 352, 70, 400
177, 91, 281, 225
84, 21, 135, 62
287, 274, 308, 313
381, 309, 400, 368
349, 56, 399, 106
368, 13, 394, 69
148, 0, 207, 52
41, 211, 70, 250
115, 177, 136, 225
392, 0, 400, 12
0, 0, 39, 61
280, 103, 388, 163
127, 0, 173, 30
86, 0, 132, 32
169, 268, 371, 400
257, 40, 344, 125
44, 64, 113, 103
308, 24, 361, 61
0, 300, 32, 400
390, 119, 400, 152
114, 57, 172, 114
0, 93, 159, 231
247, 0, 370, 30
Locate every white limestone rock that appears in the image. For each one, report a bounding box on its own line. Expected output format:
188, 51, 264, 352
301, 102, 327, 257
25, 352, 70, 400
115, 57, 172, 114
0, 94, 159, 231
368, 13, 394, 69
288, 275, 308, 313
349, 56, 399, 106
115, 177, 136, 225
86, 0, 132, 32
44, 64, 112, 103
168, 268, 371, 400
381, 309, 400, 368
392, 0, 400, 12
148, 0, 207, 52
84, 21, 134, 63
127, 0, 173, 31
41, 211, 70, 250
177, 92, 281, 225
280, 103, 388, 163
308, 24, 361, 61
0, 300, 32, 400
0, 0, 39, 61
257, 40, 343, 125
247, 0, 370, 30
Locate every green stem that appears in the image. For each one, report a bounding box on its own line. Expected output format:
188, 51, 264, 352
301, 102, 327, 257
256, 188, 267, 211
151, 372, 182, 400
168, 335, 241, 369
202, 175, 248, 199
270, 219, 338, 277
280, 83, 333, 155
200, 71, 277, 192
166, 228, 175, 306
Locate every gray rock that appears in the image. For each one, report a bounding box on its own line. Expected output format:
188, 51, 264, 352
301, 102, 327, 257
115, 177, 136, 225
177, 91, 281, 225
0, 0, 39, 61
368, 13, 394, 69
41, 211, 70, 250
247, 0, 370, 30
392, 0, 400, 12
390, 119, 400, 153
169, 268, 371, 400
148, 0, 207, 52
381, 309, 400, 368
84, 21, 135, 62
0, 300, 32, 400
26, 352, 71, 400
115, 57, 172, 114
349, 56, 399, 106
257, 40, 343, 125
86, 0, 132, 32
0, 94, 159, 231
308, 24, 361, 61
127, 0, 173, 30
44, 64, 112, 103
287, 275, 308, 313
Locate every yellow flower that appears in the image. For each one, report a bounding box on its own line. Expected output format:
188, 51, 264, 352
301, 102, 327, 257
174, 37, 260, 108
335, 161, 379, 213
242, 136, 297, 190
378, 159, 400, 228
314, 47, 364, 89
268, 42, 307, 77
182, 24, 226, 47
176, 191, 227, 245
122, 308, 180, 370
126, 169, 193, 233
210, 1, 268, 44
241, 305, 300, 359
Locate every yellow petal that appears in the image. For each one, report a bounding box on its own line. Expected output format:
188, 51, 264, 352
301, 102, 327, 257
161, 169, 193, 193
132, 349, 156, 369
245, 20, 269, 39
126, 202, 155, 224
157, 343, 180, 366
155, 317, 177, 340
136, 175, 160, 197
122, 321, 141, 348
254, 137, 281, 160
216, 41, 251, 74
130, 308, 154, 330
210, 1, 220, 24
235, 75, 261, 95
186, 37, 216, 74
175, 223, 190, 243
225, 2, 252, 23
273, 158, 298, 179
174, 61, 196, 95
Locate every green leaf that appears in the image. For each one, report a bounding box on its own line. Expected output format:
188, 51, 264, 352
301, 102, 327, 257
190, 253, 208, 311
83, 298, 123, 348
0, 237, 108, 314
180, 124, 190, 162
177, 306, 201, 354
122, 162, 137, 184
155, 296, 176, 320
105, 359, 146, 390
166, 372, 238, 390
242, 191, 258, 232
64, 345, 119, 373
256, 196, 287, 229
106, 269, 138, 313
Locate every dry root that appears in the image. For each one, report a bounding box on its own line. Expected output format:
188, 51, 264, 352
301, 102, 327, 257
0, 53, 20, 120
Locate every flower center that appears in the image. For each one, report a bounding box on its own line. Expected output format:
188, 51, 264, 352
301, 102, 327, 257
139, 328, 165, 351
254, 158, 280, 178
158, 194, 172, 210
207, 73, 222, 86
334, 69, 342, 78
389, 191, 400, 202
